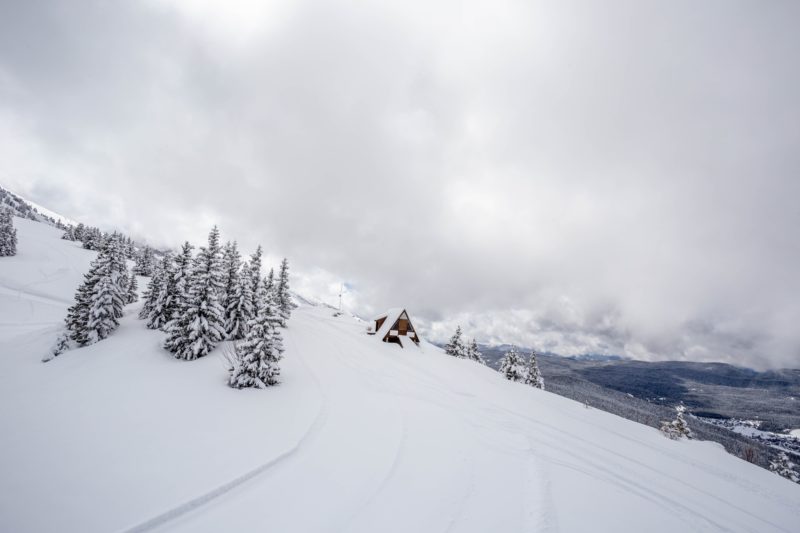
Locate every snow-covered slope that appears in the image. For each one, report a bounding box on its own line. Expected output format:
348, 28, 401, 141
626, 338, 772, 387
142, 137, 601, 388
1, 217, 798, 532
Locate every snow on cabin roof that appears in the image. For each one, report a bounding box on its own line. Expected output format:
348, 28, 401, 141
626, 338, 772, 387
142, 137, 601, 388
374, 308, 409, 339
371, 307, 403, 322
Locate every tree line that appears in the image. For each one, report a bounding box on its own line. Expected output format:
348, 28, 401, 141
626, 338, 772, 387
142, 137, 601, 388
46, 225, 293, 390
0, 209, 17, 256
442, 325, 545, 390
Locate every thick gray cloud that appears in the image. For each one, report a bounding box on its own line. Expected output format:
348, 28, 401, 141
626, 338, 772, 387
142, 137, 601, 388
1, 0, 799, 368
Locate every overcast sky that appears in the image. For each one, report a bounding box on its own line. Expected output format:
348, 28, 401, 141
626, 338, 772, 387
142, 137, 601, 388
2, 1, 799, 368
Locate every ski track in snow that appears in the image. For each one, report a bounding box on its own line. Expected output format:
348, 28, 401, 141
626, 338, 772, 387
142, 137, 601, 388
120, 340, 331, 533
0, 284, 73, 308
339, 415, 408, 531
441, 451, 477, 533
303, 314, 789, 532
315, 315, 482, 532
483, 403, 794, 533
323, 336, 795, 533
295, 314, 419, 532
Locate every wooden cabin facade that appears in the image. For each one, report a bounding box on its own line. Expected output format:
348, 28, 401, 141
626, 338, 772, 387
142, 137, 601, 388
367, 308, 420, 347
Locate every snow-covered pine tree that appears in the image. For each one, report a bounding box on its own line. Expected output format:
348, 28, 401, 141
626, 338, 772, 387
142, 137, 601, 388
252, 275, 267, 315
660, 405, 692, 440
138, 259, 164, 320
146, 253, 176, 331
248, 245, 263, 311
164, 227, 226, 360
65, 271, 93, 346
444, 326, 465, 358
134, 245, 156, 276
43, 331, 71, 362
673, 405, 692, 438
125, 271, 139, 304
82, 227, 105, 251
227, 261, 253, 340
275, 258, 292, 327
249, 245, 262, 282
466, 338, 486, 364
524, 350, 545, 390
769, 452, 800, 483
61, 226, 76, 241
207, 225, 223, 272
124, 236, 135, 259
221, 241, 243, 338
266, 281, 285, 357
63, 238, 127, 347
73, 223, 86, 241
0, 209, 18, 256
87, 275, 122, 341
170, 241, 194, 319
106, 233, 130, 318
228, 272, 284, 388
265, 267, 274, 292
498, 346, 527, 382
81, 228, 96, 250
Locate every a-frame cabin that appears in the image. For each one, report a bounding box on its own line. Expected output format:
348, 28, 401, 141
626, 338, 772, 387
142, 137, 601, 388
367, 308, 420, 347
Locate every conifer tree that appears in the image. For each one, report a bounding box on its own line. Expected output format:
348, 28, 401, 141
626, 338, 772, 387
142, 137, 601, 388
275, 258, 292, 326
444, 326, 465, 358
164, 227, 226, 360
660, 405, 693, 440
267, 286, 285, 356
221, 241, 243, 338
82, 227, 105, 251
146, 253, 176, 331
138, 259, 164, 320
81, 228, 97, 250
466, 338, 486, 364
524, 350, 545, 390
125, 272, 139, 304
43, 331, 71, 362
499, 346, 526, 382
265, 267, 274, 292
673, 405, 692, 438
106, 233, 130, 318
63, 237, 128, 347
250, 245, 262, 280
252, 275, 267, 316
0, 210, 18, 256
207, 225, 222, 260
74, 223, 86, 241
227, 262, 253, 340
134, 245, 156, 276
124, 237, 136, 259
87, 275, 122, 341
170, 241, 194, 320
61, 226, 76, 241
65, 273, 93, 346
229, 271, 284, 388
769, 452, 800, 483
248, 245, 263, 313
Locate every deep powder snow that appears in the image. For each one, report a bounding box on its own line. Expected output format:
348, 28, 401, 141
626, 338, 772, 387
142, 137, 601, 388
1, 217, 799, 532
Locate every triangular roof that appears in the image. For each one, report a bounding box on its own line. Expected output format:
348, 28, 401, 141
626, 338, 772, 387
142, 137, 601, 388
374, 308, 410, 340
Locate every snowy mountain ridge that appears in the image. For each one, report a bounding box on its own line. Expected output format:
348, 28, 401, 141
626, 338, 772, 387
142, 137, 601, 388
0, 185, 71, 227
0, 216, 799, 532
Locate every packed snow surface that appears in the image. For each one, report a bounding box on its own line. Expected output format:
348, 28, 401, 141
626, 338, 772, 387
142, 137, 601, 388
1, 217, 799, 532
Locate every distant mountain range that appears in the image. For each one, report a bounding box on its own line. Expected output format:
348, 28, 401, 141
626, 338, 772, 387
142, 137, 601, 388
472, 344, 800, 468
478, 345, 800, 430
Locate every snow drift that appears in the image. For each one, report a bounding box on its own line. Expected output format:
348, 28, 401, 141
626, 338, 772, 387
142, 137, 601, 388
0, 217, 798, 532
